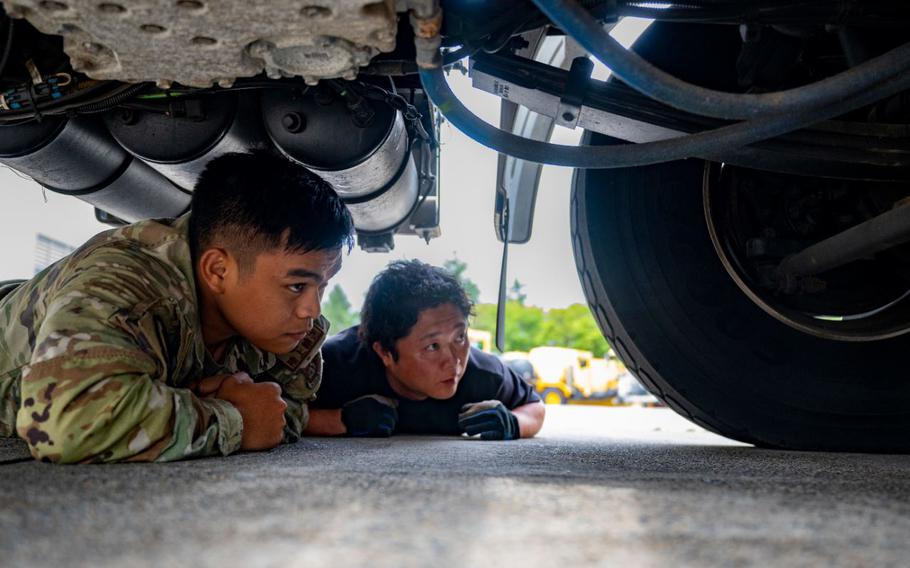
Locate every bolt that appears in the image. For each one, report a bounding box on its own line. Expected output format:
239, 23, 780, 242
281, 112, 307, 134
562, 112, 575, 122
97, 2, 125, 14
156, 79, 172, 89
217, 77, 234, 88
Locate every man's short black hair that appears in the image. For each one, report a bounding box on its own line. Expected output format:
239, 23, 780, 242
360, 260, 474, 360
189, 150, 354, 269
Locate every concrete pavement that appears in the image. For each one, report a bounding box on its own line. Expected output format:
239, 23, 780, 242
1, 406, 908, 567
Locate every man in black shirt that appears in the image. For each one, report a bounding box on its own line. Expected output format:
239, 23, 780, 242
305, 260, 545, 439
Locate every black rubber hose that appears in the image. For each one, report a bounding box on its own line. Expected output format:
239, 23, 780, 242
532, 0, 910, 120
418, 66, 910, 169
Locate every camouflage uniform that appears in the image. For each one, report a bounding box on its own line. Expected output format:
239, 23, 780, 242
0, 215, 326, 463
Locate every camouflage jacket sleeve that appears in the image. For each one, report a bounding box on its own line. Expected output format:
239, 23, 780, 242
16, 266, 242, 464
244, 316, 327, 444
279, 351, 323, 443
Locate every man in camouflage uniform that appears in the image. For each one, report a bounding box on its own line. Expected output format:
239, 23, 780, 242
0, 151, 354, 463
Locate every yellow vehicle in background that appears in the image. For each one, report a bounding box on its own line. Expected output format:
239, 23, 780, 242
501, 351, 537, 386
468, 329, 492, 353
588, 357, 624, 406
528, 346, 620, 405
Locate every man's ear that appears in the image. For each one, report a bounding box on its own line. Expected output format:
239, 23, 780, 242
197, 247, 232, 295
372, 341, 395, 368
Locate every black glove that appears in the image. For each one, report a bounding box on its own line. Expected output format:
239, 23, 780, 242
341, 395, 398, 437
458, 400, 520, 440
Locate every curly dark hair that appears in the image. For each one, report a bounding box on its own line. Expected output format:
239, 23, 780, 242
360, 260, 474, 360
188, 150, 354, 271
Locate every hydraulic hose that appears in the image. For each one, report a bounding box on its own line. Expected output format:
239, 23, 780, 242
532, 0, 910, 120
418, 66, 910, 169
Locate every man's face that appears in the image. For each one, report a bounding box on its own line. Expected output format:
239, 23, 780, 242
375, 303, 470, 400
218, 246, 342, 354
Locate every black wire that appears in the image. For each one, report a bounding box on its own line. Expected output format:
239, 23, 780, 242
0, 82, 145, 122
348, 80, 434, 144
75, 82, 149, 113
0, 18, 14, 79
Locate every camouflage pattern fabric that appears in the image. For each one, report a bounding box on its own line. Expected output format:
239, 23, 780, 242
0, 215, 326, 463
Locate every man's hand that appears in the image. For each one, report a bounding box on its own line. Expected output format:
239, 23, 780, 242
341, 395, 398, 437
195, 372, 288, 451
458, 400, 520, 440
191, 373, 242, 397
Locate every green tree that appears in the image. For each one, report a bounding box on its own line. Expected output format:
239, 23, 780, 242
443, 256, 481, 304
471, 301, 608, 356
471, 300, 546, 353
540, 304, 609, 356
322, 285, 359, 334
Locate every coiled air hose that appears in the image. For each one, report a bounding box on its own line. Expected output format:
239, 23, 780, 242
532, 0, 910, 120
418, 65, 910, 169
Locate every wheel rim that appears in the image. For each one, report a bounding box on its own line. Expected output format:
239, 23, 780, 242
703, 162, 910, 341
544, 391, 563, 405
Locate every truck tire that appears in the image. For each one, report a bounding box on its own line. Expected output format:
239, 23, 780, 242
571, 155, 910, 452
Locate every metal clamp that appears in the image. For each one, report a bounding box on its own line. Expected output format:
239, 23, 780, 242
556, 56, 594, 129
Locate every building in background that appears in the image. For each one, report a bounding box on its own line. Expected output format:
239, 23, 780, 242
33, 233, 75, 274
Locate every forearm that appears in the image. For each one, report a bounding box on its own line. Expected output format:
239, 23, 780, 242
303, 408, 347, 436
512, 402, 546, 439
18, 361, 242, 463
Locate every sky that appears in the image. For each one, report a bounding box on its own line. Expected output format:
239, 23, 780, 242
0, 17, 653, 311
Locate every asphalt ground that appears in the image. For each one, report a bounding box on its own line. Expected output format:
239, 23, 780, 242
1, 406, 908, 568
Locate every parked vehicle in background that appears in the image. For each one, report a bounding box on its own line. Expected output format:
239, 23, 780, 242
468, 328, 492, 353
528, 346, 618, 405
615, 372, 663, 408
501, 351, 537, 386
588, 357, 622, 405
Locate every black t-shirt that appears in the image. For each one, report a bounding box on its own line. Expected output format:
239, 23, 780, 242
314, 326, 541, 435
